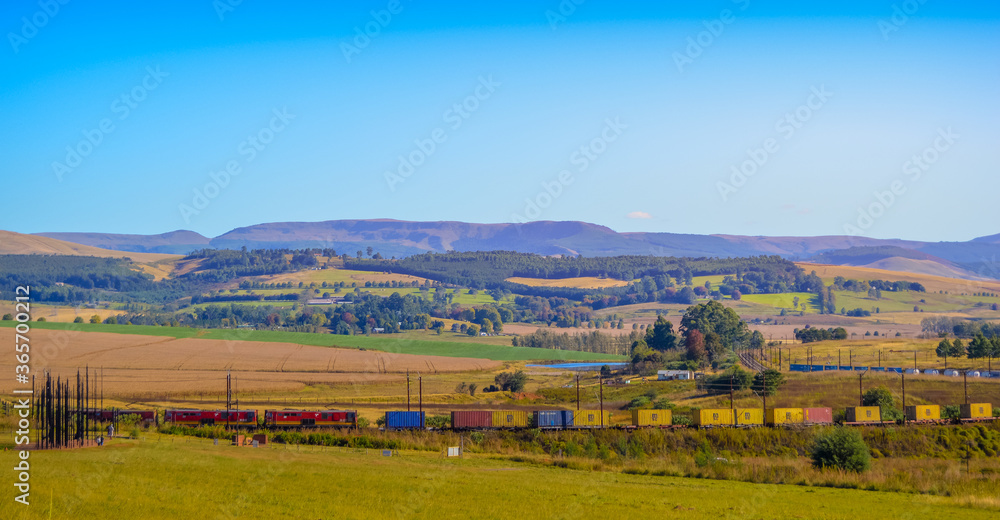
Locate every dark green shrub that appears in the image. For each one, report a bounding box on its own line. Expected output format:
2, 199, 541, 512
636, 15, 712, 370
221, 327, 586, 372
811, 427, 871, 473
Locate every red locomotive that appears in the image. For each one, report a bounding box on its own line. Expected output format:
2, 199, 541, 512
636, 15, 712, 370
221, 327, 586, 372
165, 409, 257, 427
264, 409, 357, 428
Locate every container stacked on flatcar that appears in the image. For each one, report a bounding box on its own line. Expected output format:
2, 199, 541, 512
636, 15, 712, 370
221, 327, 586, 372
631, 409, 672, 427
451, 411, 492, 429
803, 408, 833, 425
264, 409, 357, 428
961, 403, 992, 421
845, 406, 881, 424
735, 408, 764, 427
492, 410, 530, 429
766, 408, 804, 426
385, 411, 425, 430
572, 410, 611, 428
905, 405, 941, 423
535, 410, 573, 429
694, 408, 734, 427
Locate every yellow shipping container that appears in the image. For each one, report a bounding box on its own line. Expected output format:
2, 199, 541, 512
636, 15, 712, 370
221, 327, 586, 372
960, 403, 992, 419
694, 408, 734, 427
491, 410, 529, 428
766, 408, 804, 426
735, 408, 764, 426
631, 409, 672, 427
905, 405, 940, 422
846, 406, 881, 423
573, 410, 611, 427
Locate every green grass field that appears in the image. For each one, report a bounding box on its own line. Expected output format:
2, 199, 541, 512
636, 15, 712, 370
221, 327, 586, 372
741, 292, 819, 313
0, 321, 623, 362
690, 274, 731, 288
4, 437, 995, 520
832, 290, 999, 314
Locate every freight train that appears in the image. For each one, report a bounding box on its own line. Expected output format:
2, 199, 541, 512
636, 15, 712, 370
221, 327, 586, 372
148, 401, 1000, 431
164, 409, 257, 428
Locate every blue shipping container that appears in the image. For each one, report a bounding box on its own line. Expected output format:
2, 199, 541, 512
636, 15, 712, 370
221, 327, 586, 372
788, 364, 809, 372
535, 410, 573, 428
870, 367, 885, 372
385, 411, 424, 429
839, 366, 853, 371
810, 365, 825, 372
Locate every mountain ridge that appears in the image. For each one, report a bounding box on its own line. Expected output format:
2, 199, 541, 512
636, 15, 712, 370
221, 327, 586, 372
19, 219, 1000, 280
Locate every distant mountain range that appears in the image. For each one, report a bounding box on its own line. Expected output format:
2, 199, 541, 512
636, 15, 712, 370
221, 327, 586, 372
22, 219, 1000, 280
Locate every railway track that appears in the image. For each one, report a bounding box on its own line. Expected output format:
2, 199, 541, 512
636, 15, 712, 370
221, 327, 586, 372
738, 350, 767, 372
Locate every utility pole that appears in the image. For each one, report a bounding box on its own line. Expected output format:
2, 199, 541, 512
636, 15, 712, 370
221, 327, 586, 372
858, 372, 864, 406
418, 376, 423, 414
576, 374, 580, 411
406, 370, 411, 412
762, 370, 767, 424
599, 374, 604, 429
901, 372, 906, 425
729, 375, 734, 410
964, 370, 968, 404
226, 371, 231, 430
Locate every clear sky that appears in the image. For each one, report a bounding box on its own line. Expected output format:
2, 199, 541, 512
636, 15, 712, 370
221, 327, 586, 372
1, 1, 997, 242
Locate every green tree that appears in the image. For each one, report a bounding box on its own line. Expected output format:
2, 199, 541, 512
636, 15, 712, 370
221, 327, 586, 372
494, 370, 528, 392
73, 316, 84, 324
968, 334, 990, 360
680, 300, 749, 352
936, 338, 953, 367
479, 319, 493, 335
645, 315, 679, 351
752, 368, 786, 396
466, 324, 481, 336
811, 427, 871, 473
952, 338, 966, 357
90, 315, 101, 324
1, 314, 11, 320
862, 386, 894, 410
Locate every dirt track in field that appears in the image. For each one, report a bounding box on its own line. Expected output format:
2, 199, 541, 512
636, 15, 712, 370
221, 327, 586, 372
0, 328, 498, 395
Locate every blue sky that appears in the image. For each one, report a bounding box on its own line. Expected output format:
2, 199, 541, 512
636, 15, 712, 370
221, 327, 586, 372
1, 1, 997, 242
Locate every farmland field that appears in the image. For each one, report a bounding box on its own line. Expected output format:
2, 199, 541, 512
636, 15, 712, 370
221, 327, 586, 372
506, 276, 632, 289
4, 437, 997, 520
800, 263, 1000, 295
257, 266, 430, 287
740, 292, 820, 313
0, 321, 625, 363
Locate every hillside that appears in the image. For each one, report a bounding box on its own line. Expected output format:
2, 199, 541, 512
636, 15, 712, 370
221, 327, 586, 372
21, 220, 1000, 280
36, 230, 210, 254
0, 230, 179, 264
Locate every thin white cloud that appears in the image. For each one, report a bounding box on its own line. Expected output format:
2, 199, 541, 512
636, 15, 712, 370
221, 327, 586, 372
626, 211, 652, 219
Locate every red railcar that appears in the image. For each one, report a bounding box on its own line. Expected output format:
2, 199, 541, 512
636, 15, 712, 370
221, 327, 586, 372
79, 409, 158, 425
264, 409, 357, 428
165, 409, 257, 427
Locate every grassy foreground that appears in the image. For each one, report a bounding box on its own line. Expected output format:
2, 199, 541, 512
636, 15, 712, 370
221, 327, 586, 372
0, 321, 623, 362
3, 436, 995, 520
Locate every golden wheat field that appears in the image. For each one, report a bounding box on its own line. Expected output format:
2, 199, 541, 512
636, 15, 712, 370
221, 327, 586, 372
0, 328, 499, 396
799, 262, 1000, 295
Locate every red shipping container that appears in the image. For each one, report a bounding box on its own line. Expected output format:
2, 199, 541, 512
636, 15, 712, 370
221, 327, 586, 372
804, 407, 833, 425
451, 411, 492, 429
